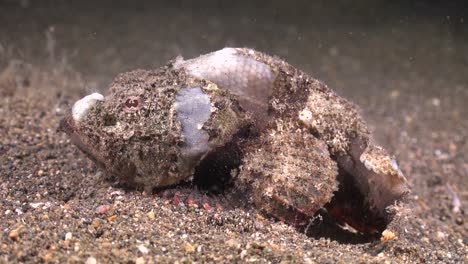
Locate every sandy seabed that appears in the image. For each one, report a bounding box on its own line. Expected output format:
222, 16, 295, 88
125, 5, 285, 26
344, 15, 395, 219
0, 1, 466, 263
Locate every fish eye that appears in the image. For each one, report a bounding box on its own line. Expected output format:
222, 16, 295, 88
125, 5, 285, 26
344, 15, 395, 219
123, 96, 142, 112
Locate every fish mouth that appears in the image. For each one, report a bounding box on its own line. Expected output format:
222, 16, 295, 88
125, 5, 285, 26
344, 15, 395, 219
58, 92, 107, 167
58, 116, 106, 169
59, 115, 139, 187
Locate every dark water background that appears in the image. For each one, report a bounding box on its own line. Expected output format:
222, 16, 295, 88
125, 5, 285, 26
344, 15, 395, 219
1, 0, 466, 92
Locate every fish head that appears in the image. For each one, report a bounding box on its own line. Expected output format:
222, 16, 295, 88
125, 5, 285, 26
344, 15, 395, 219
60, 69, 194, 188
60, 68, 251, 189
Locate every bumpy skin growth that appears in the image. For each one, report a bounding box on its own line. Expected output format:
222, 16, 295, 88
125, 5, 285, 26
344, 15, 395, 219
61, 48, 409, 234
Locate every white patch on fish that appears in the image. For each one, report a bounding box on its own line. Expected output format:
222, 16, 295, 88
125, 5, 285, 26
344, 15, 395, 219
175, 47, 276, 123
72, 93, 104, 121
174, 87, 212, 161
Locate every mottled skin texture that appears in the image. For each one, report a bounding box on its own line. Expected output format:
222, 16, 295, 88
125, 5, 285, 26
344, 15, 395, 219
61, 48, 409, 234
61, 68, 251, 188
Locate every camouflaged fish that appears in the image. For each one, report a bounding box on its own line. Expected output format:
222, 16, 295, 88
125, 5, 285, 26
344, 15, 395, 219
60, 48, 409, 234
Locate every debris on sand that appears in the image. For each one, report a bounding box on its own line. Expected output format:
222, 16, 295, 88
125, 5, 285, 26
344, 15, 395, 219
446, 184, 462, 213
380, 230, 396, 242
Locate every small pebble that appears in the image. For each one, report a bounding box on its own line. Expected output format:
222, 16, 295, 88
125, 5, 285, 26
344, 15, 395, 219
65, 232, 73, 240
41, 253, 53, 262
8, 229, 19, 241
85, 257, 97, 264
184, 243, 195, 253
96, 205, 110, 214
138, 244, 149, 254
135, 257, 145, 264
92, 218, 100, 228
389, 90, 400, 99
107, 215, 117, 222
30, 202, 43, 209
226, 239, 240, 249
436, 231, 446, 241
240, 250, 248, 259
270, 243, 280, 250
147, 211, 155, 219
381, 230, 396, 242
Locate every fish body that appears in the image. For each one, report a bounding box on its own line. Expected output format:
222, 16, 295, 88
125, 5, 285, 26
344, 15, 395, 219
61, 48, 409, 233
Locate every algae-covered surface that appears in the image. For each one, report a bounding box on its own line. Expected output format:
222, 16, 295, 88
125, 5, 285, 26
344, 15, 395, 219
1, 1, 466, 263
